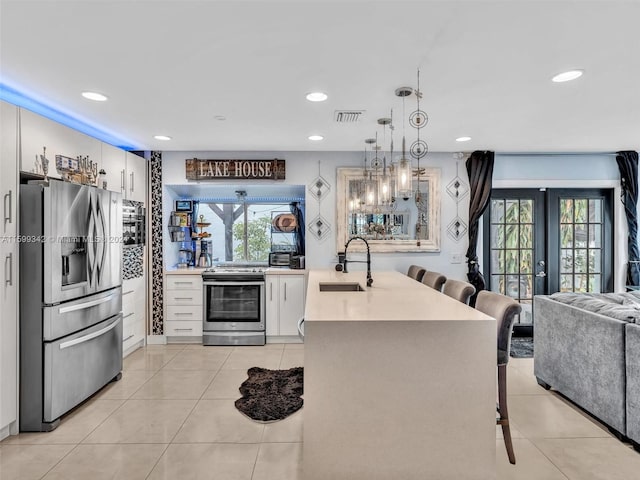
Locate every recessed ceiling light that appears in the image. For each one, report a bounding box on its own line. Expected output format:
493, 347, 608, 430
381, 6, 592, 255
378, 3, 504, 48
455, 136, 471, 142
306, 92, 328, 102
551, 70, 584, 83
214, 115, 226, 121
308, 135, 324, 141
81, 91, 108, 102
154, 135, 172, 141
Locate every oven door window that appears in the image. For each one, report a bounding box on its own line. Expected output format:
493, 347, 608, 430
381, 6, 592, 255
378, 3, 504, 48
205, 284, 262, 322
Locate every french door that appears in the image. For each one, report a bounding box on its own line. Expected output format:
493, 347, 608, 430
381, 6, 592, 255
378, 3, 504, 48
483, 188, 614, 335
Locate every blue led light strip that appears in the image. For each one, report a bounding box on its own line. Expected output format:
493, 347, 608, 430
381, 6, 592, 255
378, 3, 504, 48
0, 82, 139, 151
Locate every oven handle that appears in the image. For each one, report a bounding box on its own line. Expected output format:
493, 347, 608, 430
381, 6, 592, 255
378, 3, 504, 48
204, 281, 265, 287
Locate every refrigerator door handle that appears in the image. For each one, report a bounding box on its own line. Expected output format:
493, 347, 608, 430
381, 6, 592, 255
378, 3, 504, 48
95, 198, 107, 283
3, 190, 12, 229
59, 317, 119, 350
4, 252, 12, 286
58, 292, 117, 314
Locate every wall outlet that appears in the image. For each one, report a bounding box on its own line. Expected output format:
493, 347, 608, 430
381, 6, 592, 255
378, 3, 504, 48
450, 253, 463, 264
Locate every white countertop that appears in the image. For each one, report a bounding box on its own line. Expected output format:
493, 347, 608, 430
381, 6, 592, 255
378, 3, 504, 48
164, 267, 208, 275
265, 267, 306, 275
165, 266, 305, 275
305, 269, 493, 322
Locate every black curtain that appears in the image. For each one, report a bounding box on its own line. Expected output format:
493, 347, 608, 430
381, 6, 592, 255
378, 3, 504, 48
290, 202, 305, 256
466, 151, 495, 306
616, 150, 640, 286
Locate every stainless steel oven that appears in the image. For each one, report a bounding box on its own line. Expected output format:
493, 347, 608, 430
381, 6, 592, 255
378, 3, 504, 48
202, 267, 266, 346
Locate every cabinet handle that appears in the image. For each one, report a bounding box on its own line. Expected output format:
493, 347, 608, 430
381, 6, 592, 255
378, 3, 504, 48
284, 282, 287, 301
3, 190, 12, 229
5, 253, 12, 286
174, 328, 193, 332
130, 172, 134, 193
174, 281, 193, 285
123, 312, 135, 319
270, 283, 273, 301
121, 169, 125, 191
123, 290, 135, 296
174, 312, 193, 316
174, 297, 193, 300
123, 334, 135, 342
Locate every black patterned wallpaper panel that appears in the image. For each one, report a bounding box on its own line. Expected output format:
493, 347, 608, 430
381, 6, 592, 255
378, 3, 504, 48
150, 151, 164, 335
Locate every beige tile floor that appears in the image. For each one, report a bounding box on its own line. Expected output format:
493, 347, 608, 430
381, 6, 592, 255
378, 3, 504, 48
1, 344, 639, 479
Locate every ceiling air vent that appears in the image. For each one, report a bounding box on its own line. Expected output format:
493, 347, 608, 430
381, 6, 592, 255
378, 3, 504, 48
334, 110, 365, 123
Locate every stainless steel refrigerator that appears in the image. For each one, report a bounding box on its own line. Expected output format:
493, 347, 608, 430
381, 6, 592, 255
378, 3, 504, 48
19, 179, 123, 432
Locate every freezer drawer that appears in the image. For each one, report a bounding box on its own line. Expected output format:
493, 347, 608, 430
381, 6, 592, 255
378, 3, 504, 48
43, 314, 122, 422
43, 287, 122, 341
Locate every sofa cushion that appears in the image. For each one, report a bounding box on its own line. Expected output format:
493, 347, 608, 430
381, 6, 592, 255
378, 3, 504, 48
549, 292, 640, 323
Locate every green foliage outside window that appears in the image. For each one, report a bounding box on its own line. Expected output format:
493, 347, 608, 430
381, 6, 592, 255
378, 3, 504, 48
233, 216, 271, 261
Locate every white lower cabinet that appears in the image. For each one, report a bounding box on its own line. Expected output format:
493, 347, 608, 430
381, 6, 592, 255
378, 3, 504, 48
164, 274, 203, 339
122, 276, 146, 356
266, 272, 306, 341
0, 101, 18, 438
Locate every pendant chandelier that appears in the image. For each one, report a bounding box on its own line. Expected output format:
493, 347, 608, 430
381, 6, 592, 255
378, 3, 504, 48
377, 116, 393, 206
355, 69, 429, 222
394, 86, 413, 201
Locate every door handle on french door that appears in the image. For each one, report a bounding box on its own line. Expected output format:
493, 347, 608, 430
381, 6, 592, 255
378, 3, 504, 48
5, 253, 12, 286
536, 271, 547, 278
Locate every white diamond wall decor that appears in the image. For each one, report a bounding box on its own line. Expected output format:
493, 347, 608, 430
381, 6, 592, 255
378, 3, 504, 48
447, 216, 468, 242
308, 214, 331, 241
308, 175, 331, 201
446, 175, 469, 201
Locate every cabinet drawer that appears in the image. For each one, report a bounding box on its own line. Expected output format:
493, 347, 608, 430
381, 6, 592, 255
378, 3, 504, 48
165, 320, 202, 336
166, 305, 202, 321
165, 290, 203, 306
166, 276, 202, 290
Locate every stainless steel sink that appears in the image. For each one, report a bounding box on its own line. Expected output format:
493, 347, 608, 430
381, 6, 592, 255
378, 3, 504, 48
319, 282, 365, 292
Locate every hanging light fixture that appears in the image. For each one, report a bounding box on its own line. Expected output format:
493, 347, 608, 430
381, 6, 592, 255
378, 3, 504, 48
364, 137, 378, 210
394, 86, 413, 200
411, 69, 429, 210
377, 116, 393, 205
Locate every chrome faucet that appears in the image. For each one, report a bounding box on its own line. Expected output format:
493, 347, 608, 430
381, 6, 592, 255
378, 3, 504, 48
343, 236, 373, 287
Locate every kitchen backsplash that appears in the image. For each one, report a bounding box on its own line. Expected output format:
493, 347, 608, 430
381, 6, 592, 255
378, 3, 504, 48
123, 245, 144, 280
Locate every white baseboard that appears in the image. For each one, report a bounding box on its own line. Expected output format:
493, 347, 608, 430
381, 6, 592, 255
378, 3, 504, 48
0, 421, 17, 441
146, 335, 167, 345
123, 339, 145, 357
166, 336, 202, 344
267, 336, 303, 344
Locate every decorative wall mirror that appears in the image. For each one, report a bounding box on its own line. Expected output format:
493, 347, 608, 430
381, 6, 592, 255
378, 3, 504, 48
336, 167, 441, 253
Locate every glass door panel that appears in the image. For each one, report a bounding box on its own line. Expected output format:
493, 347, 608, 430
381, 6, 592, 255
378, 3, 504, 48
484, 188, 614, 336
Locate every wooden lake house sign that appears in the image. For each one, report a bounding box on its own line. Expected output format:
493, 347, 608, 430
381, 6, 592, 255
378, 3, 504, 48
185, 158, 286, 180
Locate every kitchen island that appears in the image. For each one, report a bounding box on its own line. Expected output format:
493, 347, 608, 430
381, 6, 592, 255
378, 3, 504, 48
303, 270, 496, 480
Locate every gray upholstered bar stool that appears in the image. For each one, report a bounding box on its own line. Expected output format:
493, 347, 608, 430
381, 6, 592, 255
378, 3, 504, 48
407, 265, 426, 283
474, 290, 522, 465
442, 279, 476, 305
421, 271, 447, 292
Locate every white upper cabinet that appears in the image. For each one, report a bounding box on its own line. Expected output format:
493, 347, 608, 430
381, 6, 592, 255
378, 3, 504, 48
19, 108, 101, 179
100, 143, 127, 194
100, 146, 147, 203
125, 152, 147, 203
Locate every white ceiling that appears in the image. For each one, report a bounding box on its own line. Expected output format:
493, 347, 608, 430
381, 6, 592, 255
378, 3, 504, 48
1, 0, 639, 153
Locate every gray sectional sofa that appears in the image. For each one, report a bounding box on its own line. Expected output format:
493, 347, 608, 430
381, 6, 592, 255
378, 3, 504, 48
534, 291, 640, 449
